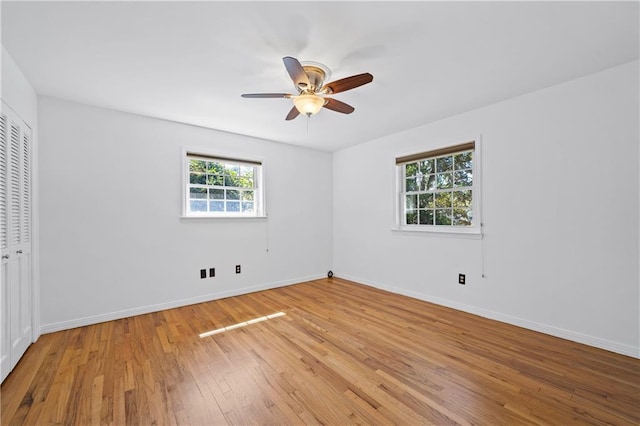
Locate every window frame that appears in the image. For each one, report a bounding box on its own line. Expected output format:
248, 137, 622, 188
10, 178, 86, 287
182, 148, 266, 219
393, 139, 482, 238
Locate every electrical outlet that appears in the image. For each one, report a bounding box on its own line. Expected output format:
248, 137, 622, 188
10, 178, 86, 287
235, 265, 241, 274
458, 273, 466, 285
200, 269, 206, 279
209, 268, 215, 277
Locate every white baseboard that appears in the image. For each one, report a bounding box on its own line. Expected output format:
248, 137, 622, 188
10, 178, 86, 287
39, 274, 326, 334
337, 273, 639, 359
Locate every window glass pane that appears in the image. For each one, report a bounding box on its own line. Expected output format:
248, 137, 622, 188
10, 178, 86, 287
454, 152, 472, 170
418, 193, 433, 208
406, 210, 418, 224
209, 189, 224, 199
206, 175, 224, 186
190, 188, 206, 199
190, 160, 206, 173
405, 194, 417, 209
419, 209, 433, 225
209, 200, 224, 212
190, 200, 207, 212
453, 208, 472, 226
224, 175, 238, 187
207, 161, 224, 174
226, 189, 239, 200
419, 159, 434, 175
436, 172, 453, 189
405, 163, 418, 177
406, 178, 418, 192
241, 191, 254, 201
190, 173, 206, 184
453, 170, 472, 188
435, 192, 452, 208
240, 166, 254, 178
225, 164, 241, 175
452, 190, 472, 208
226, 201, 240, 212
422, 174, 436, 191
242, 202, 254, 212
237, 177, 254, 189
436, 156, 453, 172
435, 209, 452, 225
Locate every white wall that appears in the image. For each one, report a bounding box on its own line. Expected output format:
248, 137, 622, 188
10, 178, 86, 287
1, 46, 38, 126
38, 97, 332, 331
1, 46, 40, 342
333, 61, 640, 357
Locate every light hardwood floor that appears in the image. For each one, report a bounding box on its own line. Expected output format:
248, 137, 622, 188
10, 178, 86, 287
2, 277, 639, 425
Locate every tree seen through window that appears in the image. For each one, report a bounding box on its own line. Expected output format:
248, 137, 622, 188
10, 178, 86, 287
187, 156, 259, 215
402, 150, 473, 227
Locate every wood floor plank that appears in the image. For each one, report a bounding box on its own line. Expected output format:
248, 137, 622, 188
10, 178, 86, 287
2, 277, 639, 425
1, 337, 53, 425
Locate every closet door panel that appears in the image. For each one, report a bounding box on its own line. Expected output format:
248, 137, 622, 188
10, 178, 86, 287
0, 113, 9, 382
0, 260, 10, 381
0, 105, 32, 383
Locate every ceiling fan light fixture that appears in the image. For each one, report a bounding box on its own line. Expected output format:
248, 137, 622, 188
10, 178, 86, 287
293, 93, 325, 116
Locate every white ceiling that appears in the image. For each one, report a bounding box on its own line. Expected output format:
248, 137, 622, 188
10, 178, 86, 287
2, 1, 638, 151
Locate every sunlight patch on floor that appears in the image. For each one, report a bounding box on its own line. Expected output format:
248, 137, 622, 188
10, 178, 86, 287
199, 312, 286, 338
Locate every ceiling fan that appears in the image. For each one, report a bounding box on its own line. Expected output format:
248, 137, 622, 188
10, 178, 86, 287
241, 56, 373, 121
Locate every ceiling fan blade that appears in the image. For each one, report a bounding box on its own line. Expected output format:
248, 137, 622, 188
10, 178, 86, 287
285, 106, 300, 121
321, 73, 373, 94
283, 56, 311, 90
241, 93, 292, 98
323, 98, 355, 114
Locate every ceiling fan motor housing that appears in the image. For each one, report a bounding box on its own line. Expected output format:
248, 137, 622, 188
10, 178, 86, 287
299, 61, 331, 93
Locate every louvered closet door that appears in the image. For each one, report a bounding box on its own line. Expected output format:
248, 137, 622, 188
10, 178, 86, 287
0, 103, 32, 383
0, 113, 10, 382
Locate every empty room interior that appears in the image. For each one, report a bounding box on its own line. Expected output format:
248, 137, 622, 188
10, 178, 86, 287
1, 1, 639, 425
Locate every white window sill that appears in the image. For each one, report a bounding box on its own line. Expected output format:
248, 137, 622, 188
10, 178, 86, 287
181, 215, 268, 222
391, 226, 483, 239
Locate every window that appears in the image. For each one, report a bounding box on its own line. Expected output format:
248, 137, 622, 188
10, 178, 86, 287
396, 141, 480, 234
184, 152, 264, 217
